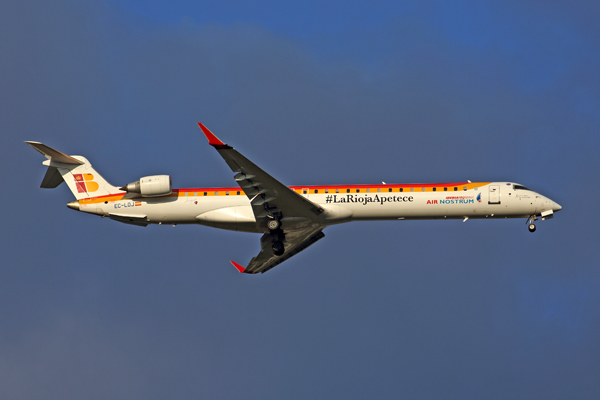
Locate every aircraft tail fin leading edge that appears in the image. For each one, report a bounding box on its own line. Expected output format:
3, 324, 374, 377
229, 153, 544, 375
26, 141, 121, 200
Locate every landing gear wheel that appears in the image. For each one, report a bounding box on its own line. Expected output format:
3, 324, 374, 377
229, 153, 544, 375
267, 219, 281, 231
272, 240, 284, 256
528, 224, 536, 232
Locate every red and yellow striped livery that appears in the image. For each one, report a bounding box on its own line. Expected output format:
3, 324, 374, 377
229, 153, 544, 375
26, 124, 562, 274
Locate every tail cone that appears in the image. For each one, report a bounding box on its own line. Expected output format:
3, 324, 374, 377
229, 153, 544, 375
67, 201, 80, 211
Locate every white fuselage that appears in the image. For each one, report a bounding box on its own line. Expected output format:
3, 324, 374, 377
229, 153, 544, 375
28, 133, 564, 273
75, 181, 561, 233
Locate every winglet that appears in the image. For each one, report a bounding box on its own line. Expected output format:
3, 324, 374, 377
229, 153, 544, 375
198, 123, 226, 146
230, 261, 246, 273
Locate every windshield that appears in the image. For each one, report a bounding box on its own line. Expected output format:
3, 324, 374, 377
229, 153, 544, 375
514, 184, 530, 191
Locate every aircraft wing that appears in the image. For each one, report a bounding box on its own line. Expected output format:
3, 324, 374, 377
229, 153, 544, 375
198, 123, 326, 273
198, 123, 324, 227
234, 226, 325, 274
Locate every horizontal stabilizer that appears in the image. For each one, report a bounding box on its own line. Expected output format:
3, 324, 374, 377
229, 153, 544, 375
25, 141, 84, 165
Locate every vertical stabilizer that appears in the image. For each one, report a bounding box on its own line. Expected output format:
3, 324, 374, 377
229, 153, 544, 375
26, 141, 121, 200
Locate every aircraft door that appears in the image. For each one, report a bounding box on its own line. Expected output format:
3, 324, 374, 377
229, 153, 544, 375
489, 185, 500, 204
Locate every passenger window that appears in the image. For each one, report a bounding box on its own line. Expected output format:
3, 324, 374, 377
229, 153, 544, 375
203, 192, 207, 196
314, 190, 318, 194
226, 191, 229, 195
214, 192, 218, 196
237, 191, 240, 195
389, 188, 392, 192
303, 190, 307, 194
444, 187, 447, 191
474, 186, 478, 190
184, 192, 188, 196
336, 189, 339, 193
366, 188, 370, 193
421, 187, 425, 192
411, 187, 414, 192
463, 186, 467, 191
356, 189, 360, 193
400, 188, 403, 192
346, 189, 350, 193
377, 188, 381, 192
325, 189, 329, 193
454, 187, 457, 191
433, 187, 436, 192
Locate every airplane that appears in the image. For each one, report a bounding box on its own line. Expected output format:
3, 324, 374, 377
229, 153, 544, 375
27, 123, 562, 274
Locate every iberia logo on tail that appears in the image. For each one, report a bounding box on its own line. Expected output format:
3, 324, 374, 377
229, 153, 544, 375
73, 174, 99, 193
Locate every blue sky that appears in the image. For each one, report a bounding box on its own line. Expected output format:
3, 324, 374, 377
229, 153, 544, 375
2, 1, 599, 399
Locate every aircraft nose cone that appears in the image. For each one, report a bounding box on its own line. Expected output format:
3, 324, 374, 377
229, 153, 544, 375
553, 202, 562, 212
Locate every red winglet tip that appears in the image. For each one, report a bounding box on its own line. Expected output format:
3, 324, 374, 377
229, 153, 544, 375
230, 261, 246, 273
197, 123, 225, 146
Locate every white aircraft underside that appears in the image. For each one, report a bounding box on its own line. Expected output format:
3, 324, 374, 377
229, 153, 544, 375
27, 123, 562, 274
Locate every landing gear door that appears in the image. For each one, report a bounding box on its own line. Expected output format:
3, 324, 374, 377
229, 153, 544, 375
489, 185, 500, 204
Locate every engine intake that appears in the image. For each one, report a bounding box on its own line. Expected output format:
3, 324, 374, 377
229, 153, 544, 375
120, 175, 172, 197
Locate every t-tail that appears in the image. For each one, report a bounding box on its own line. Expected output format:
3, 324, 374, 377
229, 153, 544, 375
26, 141, 121, 204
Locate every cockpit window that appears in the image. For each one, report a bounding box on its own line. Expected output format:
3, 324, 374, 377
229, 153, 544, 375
514, 184, 530, 191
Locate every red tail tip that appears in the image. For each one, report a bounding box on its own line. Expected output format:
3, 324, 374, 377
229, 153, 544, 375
197, 123, 225, 146
230, 261, 245, 273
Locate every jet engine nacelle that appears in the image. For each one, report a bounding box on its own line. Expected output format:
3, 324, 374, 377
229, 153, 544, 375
121, 175, 172, 197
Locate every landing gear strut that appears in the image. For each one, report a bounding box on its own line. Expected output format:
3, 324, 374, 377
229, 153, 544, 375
527, 215, 537, 233
266, 212, 284, 255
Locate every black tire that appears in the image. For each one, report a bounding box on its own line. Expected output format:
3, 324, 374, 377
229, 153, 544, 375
528, 224, 536, 232
272, 240, 284, 256
267, 219, 280, 230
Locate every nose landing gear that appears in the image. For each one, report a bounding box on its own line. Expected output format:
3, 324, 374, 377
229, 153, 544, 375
527, 215, 538, 232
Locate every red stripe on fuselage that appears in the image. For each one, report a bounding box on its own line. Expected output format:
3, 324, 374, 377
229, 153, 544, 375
171, 182, 476, 193
79, 183, 484, 203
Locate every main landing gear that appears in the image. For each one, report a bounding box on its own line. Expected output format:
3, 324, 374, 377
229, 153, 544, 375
527, 216, 537, 233
267, 217, 285, 256
267, 219, 281, 230
272, 240, 284, 256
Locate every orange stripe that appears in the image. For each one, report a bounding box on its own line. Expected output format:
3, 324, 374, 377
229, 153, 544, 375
78, 183, 491, 204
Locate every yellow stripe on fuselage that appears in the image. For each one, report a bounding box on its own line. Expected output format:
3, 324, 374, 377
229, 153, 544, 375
78, 183, 492, 204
